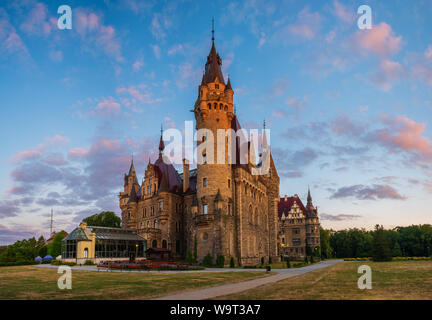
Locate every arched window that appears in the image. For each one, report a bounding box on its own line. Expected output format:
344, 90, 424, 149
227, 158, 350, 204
162, 240, 167, 249
224, 105, 228, 111
214, 103, 217, 110
84, 248, 88, 259
209, 104, 212, 110
219, 103, 223, 110
152, 240, 157, 248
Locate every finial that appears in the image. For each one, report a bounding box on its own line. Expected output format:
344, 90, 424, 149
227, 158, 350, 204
263, 119, 266, 130
212, 17, 215, 43
160, 124, 163, 136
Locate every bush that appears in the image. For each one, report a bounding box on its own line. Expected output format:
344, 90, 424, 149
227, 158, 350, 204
268, 256, 272, 264
310, 255, 315, 263
202, 253, 213, 267
0, 260, 35, 267
304, 256, 308, 264
215, 254, 225, 268
84, 260, 95, 265
185, 250, 194, 263
286, 257, 291, 268
230, 257, 235, 268
261, 257, 264, 265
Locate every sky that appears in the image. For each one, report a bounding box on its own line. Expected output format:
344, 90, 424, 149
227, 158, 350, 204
1, 0, 432, 244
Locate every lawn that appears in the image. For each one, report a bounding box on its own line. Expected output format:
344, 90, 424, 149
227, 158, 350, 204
0, 265, 271, 300
216, 260, 432, 300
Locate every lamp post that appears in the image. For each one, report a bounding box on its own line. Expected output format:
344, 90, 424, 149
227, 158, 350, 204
135, 243, 138, 262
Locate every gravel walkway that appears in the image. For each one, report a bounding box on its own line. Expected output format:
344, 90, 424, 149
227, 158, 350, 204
154, 260, 342, 300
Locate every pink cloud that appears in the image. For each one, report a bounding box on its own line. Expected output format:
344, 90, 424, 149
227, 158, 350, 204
93, 97, 121, 116
13, 150, 42, 161
331, 114, 366, 136
353, 22, 402, 58
375, 114, 432, 158
425, 45, 432, 59
332, 1, 355, 23
20, 2, 54, 36
133, 59, 144, 71
74, 8, 123, 62
371, 59, 404, 91
68, 147, 89, 159
0, 9, 29, 59
287, 7, 321, 40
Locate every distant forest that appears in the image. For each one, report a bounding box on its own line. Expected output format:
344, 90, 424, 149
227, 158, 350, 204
320, 224, 432, 260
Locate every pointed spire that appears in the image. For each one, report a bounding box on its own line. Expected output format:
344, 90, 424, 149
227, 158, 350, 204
159, 124, 165, 156
212, 17, 215, 43
307, 185, 313, 209
128, 185, 138, 203
128, 156, 136, 176
202, 18, 225, 85
225, 76, 233, 91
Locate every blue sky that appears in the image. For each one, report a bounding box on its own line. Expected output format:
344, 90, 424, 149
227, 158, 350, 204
1, 0, 432, 244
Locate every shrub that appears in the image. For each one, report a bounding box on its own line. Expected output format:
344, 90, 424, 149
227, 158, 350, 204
304, 255, 308, 264
268, 256, 272, 264
84, 260, 95, 265
261, 257, 265, 265
185, 250, 194, 263
215, 254, 225, 268
310, 255, 315, 264
286, 257, 291, 268
202, 253, 213, 267
230, 257, 235, 268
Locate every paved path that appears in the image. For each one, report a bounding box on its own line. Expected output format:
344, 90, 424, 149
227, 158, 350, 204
153, 260, 343, 300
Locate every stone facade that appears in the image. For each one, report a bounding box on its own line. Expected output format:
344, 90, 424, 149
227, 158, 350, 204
278, 191, 321, 260
119, 34, 319, 265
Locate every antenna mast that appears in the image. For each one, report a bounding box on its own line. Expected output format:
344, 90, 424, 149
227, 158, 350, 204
50, 208, 53, 236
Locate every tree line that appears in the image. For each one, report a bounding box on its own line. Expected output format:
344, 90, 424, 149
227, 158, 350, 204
320, 224, 432, 261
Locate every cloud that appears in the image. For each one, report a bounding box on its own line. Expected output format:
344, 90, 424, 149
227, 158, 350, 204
0, 8, 30, 59
150, 13, 171, 40
320, 213, 362, 221
74, 8, 123, 62
132, 59, 144, 71
330, 184, 407, 200
425, 45, 432, 59
331, 114, 366, 136
353, 22, 402, 58
332, 1, 355, 23
19, 2, 54, 36
371, 114, 432, 158
93, 97, 121, 116
286, 7, 321, 40
370, 59, 404, 91
151, 44, 161, 59
272, 77, 290, 95
13, 150, 42, 162
273, 147, 319, 178
285, 96, 308, 110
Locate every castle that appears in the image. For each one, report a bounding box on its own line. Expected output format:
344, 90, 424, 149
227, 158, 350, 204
119, 31, 320, 265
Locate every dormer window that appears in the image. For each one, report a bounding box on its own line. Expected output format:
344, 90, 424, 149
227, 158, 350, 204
215, 84, 219, 89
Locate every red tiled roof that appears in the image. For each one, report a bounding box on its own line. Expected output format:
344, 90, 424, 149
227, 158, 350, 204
278, 196, 307, 219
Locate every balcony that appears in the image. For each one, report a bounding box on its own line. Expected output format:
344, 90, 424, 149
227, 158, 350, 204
194, 214, 215, 225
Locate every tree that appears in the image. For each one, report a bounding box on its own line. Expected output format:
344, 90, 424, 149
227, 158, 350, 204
286, 256, 291, 268
83, 211, 121, 228
47, 231, 67, 258
202, 253, 213, 267
193, 235, 198, 263
216, 254, 225, 268
230, 257, 235, 268
372, 225, 392, 262
392, 241, 402, 257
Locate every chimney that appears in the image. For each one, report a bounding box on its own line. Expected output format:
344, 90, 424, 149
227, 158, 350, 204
183, 158, 189, 193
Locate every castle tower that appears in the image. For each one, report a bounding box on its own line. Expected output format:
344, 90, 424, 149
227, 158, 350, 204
194, 23, 234, 208
192, 22, 235, 261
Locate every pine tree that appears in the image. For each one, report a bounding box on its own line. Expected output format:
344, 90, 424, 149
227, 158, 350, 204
372, 225, 392, 262
392, 241, 402, 257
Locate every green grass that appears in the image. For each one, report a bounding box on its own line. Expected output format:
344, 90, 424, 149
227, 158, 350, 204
216, 260, 432, 300
0, 266, 272, 300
